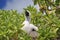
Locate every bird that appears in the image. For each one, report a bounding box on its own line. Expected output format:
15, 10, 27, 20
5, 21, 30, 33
21, 10, 38, 39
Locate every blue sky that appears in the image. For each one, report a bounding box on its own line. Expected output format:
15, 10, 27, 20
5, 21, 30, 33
0, 0, 39, 13
0, 0, 12, 9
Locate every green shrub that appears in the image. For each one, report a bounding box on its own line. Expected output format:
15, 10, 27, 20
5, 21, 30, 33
0, 9, 60, 40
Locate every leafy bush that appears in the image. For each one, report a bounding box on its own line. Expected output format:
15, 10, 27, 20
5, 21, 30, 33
0, 9, 60, 40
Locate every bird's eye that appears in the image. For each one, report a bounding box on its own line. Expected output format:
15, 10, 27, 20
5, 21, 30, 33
32, 29, 36, 31
25, 11, 29, 16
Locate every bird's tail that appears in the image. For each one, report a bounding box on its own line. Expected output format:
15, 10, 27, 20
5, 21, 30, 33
25, 10, 31, 22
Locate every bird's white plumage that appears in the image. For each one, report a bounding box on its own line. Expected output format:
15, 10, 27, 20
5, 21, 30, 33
21, 10, 38, 38
21, 21, 38, 34
30, 24, 38, 31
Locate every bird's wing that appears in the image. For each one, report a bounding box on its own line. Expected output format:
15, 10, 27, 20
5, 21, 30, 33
30, 24, 38, 31
22, 21, 29, 25
21, 21, 31, 33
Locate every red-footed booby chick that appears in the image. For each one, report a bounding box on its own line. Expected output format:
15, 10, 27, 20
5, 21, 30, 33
21, 10, 38, 38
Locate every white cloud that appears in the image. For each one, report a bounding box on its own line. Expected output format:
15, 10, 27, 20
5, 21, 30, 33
4, 0, 34, 13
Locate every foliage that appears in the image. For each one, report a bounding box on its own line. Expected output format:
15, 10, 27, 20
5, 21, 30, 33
33, 0, 60, 17
0, 10, 30, 40
25, 6, 60, 40
32, 0, 60, 39
0, 5, 60, 40
0, 0, 60, 40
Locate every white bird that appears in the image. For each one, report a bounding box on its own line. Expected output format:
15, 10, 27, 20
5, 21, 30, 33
21, 10, 38, 38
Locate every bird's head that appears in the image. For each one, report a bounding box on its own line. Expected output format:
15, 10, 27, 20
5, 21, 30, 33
25, 10, 31, 16
25, 10, 31, 22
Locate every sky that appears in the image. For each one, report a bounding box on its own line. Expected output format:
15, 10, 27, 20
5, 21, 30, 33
0, 0, 40, 13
